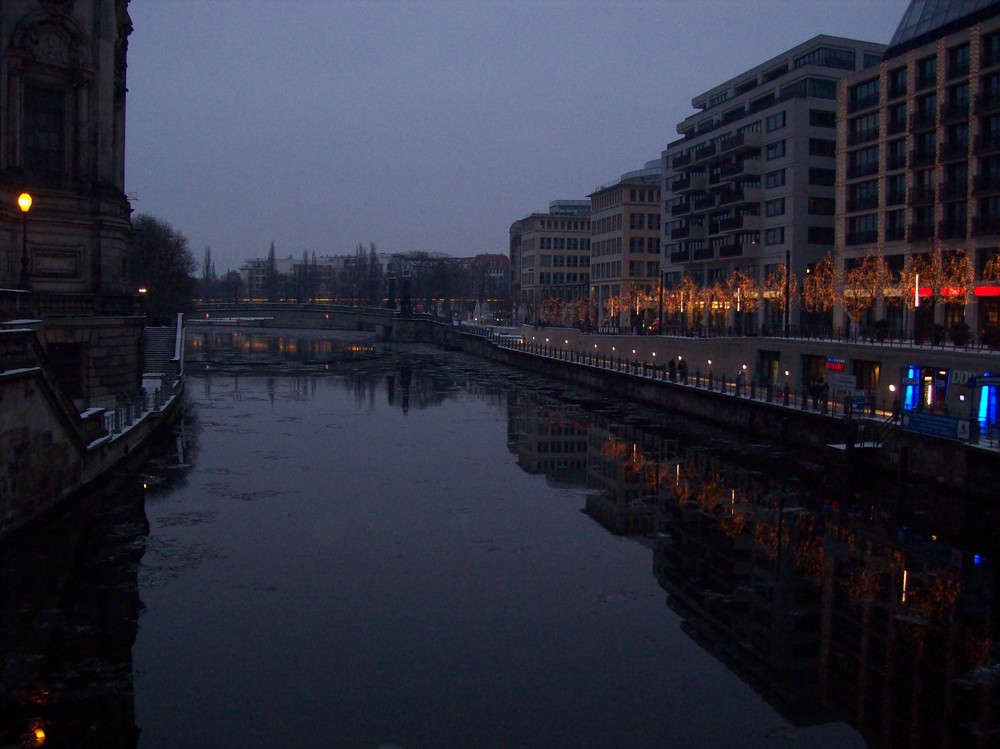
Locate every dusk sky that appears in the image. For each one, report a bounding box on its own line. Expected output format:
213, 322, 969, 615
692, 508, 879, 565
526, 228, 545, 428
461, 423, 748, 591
124, 0, 910, 274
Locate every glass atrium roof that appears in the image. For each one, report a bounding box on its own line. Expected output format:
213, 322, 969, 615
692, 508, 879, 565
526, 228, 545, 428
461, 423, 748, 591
888, 0, 1000, 52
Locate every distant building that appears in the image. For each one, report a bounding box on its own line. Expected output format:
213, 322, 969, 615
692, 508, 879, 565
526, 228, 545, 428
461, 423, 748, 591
589, 161, 662, 328
509, 200, 591, 324
1, 0, 139, 405
661, 35, 886, 334
836, 0, 1000, 345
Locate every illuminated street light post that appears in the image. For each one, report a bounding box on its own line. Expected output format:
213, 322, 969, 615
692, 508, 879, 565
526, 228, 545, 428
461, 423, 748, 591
17, 192, 32, 290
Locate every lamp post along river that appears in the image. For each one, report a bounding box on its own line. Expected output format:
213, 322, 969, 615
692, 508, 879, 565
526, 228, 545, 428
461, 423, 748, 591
17, 192, 31, 290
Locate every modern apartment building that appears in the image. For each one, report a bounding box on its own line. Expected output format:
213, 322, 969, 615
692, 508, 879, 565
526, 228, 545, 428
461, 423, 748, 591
589, 161, 662, 328
837, 0, 1000, 344
509, 200, 591, 324
661, 35, 886, 333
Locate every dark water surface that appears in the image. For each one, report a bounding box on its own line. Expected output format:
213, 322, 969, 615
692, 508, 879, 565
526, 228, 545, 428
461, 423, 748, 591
3, 335, 996, 748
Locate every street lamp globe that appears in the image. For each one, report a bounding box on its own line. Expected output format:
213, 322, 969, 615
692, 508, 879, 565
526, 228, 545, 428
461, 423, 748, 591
17, 193, 32, 212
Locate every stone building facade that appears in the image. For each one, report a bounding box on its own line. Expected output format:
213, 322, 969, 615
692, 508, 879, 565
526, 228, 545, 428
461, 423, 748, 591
1, 0, 140, 406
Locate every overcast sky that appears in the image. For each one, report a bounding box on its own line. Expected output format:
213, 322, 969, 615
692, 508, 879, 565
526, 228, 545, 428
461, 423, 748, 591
124, 0, 910, 274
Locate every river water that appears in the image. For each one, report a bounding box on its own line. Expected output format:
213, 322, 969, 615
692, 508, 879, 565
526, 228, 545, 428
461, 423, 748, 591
2, 330, 996, 748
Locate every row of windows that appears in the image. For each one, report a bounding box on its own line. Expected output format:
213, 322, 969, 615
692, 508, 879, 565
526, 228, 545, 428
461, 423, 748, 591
628, 236, 661, 253
591, 261, 622, 280
538, 254, 590, 268
538, 237, 591, 250
537, 219, 589, 231
629, 212, 661, 230
629, 188, 659, 203
537, 272, 590, 285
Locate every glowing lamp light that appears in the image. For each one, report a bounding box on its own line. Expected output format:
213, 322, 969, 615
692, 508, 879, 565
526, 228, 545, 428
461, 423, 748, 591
18, 193, 32, 212
32, 726, 45, 745
889, 384, 896, 392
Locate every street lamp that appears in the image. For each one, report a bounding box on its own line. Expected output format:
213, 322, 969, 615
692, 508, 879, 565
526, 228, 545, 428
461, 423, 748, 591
17, 192, 32, 290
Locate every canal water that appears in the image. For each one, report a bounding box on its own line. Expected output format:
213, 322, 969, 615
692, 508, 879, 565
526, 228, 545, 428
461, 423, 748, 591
2, 330, 996, 748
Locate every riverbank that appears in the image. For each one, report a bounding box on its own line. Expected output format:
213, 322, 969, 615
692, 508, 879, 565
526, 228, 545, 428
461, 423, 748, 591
437, 325, 999, 500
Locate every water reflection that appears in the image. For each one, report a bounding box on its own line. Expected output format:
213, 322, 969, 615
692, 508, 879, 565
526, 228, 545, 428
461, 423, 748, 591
0, 483, 147, 749
187, 328, 377, 367
4, 343, 997, 748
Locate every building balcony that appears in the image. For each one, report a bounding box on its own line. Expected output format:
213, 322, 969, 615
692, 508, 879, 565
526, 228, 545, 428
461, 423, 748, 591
671, 201, 691, 217
849, 192, 879, 212
972, 215, 1000, 236
939, 140, 969, 161
692, 246, 715, 261
713, 214, 761, 234
719, 130, 763, 155
908, 185, 936, 205
671, 222, 706, 240
909, 149, 936, 168
974, 175, 1000, 195
670, 249, 690, 263
692, 143, 718, 163
974, 133, 1000, 156
938, 219, 967, 239
909, 111, 937, 130
974, 92, 1000, 115
939, 180, 968, 200
673, 172, 709, 193
718, 242, 744, 258
715, 159, 763, 182
691, 193, 716, 211
908, 222, 935, 241
847, 128, 879, 146
672, 152, 692, 169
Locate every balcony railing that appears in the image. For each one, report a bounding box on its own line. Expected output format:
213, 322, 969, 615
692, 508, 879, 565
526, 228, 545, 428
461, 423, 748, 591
671, 202, 691, 217
669, 249, 690, 263
692, 143, 717, 162
716, 188, 745, 206
719, 130, 762, 153
718, 243, 744, 258
692, 246, 715, 261
672, 152, 692, 169
692, 194, 716, 211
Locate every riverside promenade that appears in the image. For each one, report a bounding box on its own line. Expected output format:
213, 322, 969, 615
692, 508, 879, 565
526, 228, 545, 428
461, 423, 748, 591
449, 322, 1000, 498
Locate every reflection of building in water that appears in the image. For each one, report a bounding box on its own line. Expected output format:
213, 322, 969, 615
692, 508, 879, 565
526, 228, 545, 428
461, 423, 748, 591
0, 483, 147, 749
654, 449, 835, 725
821, 519, 998, 748
584, 422, 677, 536
186, 329, 376, 366
505, 391, 588, 486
